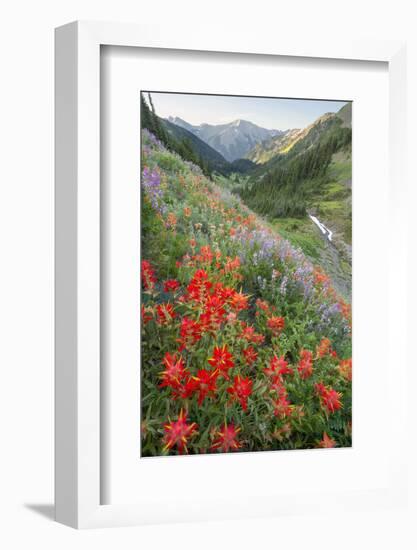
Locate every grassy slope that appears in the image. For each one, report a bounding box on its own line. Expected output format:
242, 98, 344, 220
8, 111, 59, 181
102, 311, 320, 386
271, 217, 325, 261
141, 130, 352, 456
214, 147, 352, 301
249, 148, 352, 300
314, 149, 352, 244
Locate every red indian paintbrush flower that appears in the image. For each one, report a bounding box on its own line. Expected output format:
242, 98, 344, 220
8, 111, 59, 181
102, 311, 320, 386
316, 338, 332, 358
270, 375, 287, 397
338, 358, 352, 381
163, 279, 180, 293
141, 304, 153, 325
178, 317, 202, 351
198, 245, 214, 264
141, 259, 156, 290
223, 256, 241, 273
315, 383, 342, 413
297, 349, 314, 379
318, 432, 337, 448
159, 352, 187, 390
267, 315, 285, 335
243, 346, 258, 366
186, 269, 212, 302
192, 369, 219, 405
162, 409, 198, 454
322, 388, 343, 413
241, 324, 265, 344
174, 376, 198, 400
156, 303, 176, 325
272, 395, 293, 418
264, 355, 292, 377
211, 422, 242, 453
229, 290, 249, 312
255, 298, 271, 313
213, 282, 235, 303
199, 295, 226, 333
227, 375, 253, 412
208, 345, 235, 379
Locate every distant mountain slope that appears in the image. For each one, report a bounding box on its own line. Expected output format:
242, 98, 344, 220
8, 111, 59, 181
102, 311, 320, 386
246, 128, 301, 164
239, 105, 352, 218
336, 102, 352, 128
162, 118, 230, 173
246, 103, 351, 166
169, 116, 282, 162
247, 112, 339, 166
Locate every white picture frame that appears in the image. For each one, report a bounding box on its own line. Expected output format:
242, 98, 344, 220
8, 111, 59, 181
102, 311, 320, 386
55, 20, 407, 529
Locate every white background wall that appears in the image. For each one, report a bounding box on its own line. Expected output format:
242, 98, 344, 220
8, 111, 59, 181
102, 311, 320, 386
0, 1, 416, 548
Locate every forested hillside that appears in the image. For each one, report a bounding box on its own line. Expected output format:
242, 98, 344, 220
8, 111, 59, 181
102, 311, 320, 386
239, 112, 352, 218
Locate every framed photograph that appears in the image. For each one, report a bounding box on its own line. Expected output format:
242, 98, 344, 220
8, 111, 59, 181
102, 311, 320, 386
55, 21, 407, 528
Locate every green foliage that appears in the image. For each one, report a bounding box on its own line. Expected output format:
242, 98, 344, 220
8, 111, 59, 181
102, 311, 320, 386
271, 218, 324, 260
141, 129, 352, 457
141, 93, 212, 177
240, 117, 352, 219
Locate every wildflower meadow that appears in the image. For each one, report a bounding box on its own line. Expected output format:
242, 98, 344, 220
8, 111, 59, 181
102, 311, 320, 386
140, 129, 352, 457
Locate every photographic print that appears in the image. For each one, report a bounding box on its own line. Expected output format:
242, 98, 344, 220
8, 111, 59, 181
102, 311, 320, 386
140, 91, 352, 457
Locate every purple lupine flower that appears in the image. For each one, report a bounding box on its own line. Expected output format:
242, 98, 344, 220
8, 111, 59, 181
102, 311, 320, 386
141, 166, 167, 215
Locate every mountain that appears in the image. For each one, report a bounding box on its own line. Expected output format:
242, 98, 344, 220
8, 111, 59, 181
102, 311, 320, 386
168, 117, 282, 162
246, 128, 301, 164
336, 102, 352, 128
162, 118, 230, 173
246, 103, 351, 166
239, 104, 352, 218
167, 116, 197, 133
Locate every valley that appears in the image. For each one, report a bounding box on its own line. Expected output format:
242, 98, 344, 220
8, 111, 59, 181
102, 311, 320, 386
142, 94, 352, 300
140, 93, 353, 456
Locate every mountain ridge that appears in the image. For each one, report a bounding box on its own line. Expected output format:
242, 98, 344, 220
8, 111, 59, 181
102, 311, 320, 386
245, 111, 346, 165
167, 116, 283, 162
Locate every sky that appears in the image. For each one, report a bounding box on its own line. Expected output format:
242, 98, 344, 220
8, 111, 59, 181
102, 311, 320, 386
146, 91, 348, 130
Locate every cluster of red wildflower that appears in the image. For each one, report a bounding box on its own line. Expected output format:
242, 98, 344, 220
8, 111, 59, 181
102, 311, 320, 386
227, 375, 253, 411
211, 423, 241, 452
178, 317, 202, 351
141, 259, 156, 290
179, 369, 220, 406
166, 212, 177, 229
338, 358, 352, 381
263, 355, 294, 418
142, 255, 349, 452
240, 323, 265, 344
159, 352, 187, 390
255, 298, 276, 316
339, 299, 352, 324
208, 345, 235, 379
159, 344, 253, 414
266, 315, 285, 335
313, 268, 330, 287
163, 279, 180, 293
318, 432, 336, 448
315, 382, 342, 413
181, 244, 243, 283
264, 355, 292, 377
163, 409, 197, 454
315, 338, 337, 359
156, 303, 176, 325
297, 349, 314, 379
242, 346, 258, 366
272, 394, 293, 419
175, 265, 249, 350
141, 304, 153, 325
